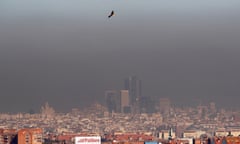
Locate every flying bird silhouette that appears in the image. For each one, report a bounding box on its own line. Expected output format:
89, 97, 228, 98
108, 10, 115, 18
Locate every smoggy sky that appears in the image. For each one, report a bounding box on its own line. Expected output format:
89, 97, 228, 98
0, 0, 240, 113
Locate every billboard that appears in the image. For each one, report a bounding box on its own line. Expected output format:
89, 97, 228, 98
75, 136, 101, 144
144, 141, 158, 144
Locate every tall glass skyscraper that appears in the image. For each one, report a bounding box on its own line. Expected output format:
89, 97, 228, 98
124, 76, 142, 113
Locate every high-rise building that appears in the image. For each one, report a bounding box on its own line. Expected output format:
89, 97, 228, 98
159, 98, 171, 115
105, 90, 120, 113
139, 96, 155, 113
0, 129, 17, 144
120, 90, 131, 113
124, 76, 141, 113
18, 128, 43, 144
209, 102, 216, 113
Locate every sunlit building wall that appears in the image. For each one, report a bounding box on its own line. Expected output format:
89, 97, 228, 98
120, 90, 130, 113
18, 128, 43, 144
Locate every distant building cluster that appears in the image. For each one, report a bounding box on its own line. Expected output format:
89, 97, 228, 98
1, 76, 240, 144
105, 76, 155, 114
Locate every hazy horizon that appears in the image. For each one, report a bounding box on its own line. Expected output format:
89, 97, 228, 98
1, 0, 240, 113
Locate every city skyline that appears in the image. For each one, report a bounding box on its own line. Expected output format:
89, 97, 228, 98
1, 0, 240, 113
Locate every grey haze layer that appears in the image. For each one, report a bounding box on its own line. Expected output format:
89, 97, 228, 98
0, 0, 240, 113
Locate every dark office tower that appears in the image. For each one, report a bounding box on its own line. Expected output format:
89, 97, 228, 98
139, 96, 156, 113
124, 76, 142, 113
105, 90, 120, 113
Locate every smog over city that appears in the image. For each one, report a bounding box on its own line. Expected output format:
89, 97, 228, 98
1, 0, 240, 113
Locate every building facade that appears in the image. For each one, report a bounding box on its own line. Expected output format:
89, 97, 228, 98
0, 129, 17, 144
18, 128, 43, 144
105, 90, 121, 113
120, 90, 131, 113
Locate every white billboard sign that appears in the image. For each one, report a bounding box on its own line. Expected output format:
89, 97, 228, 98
75, 136, 101, 144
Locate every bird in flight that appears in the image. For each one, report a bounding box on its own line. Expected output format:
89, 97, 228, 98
108, 10, 115, 18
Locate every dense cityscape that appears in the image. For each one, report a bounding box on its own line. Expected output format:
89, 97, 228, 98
1, 100, 240, 143
1, 76, 240, 143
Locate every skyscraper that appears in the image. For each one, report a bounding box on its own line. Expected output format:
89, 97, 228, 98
120, 90, 131, 113
105, 90, 120, 113
124, 76, 142, 113
159, 98, 171, 115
